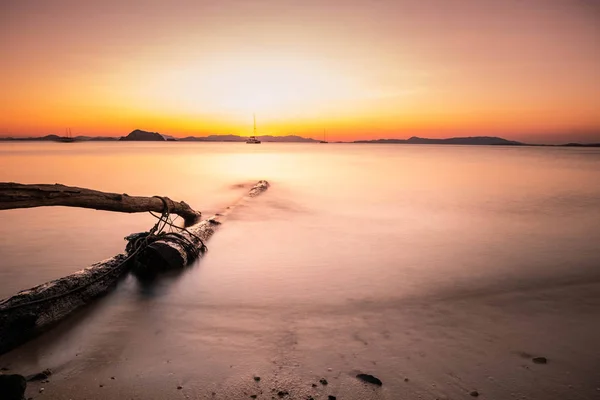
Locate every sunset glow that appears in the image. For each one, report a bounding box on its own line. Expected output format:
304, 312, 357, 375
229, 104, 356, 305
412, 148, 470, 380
1, 0, 599, 143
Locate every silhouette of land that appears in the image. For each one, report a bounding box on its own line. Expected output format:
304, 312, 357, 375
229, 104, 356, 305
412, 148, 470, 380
1, 130, 599, 147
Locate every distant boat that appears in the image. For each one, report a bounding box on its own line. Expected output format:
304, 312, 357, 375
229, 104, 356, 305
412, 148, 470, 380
320, 128, 328, 143
58, 128, 76, 143
246, 114, 261, 144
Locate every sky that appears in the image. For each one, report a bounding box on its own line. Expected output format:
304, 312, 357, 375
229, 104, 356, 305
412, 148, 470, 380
1, 0, 599, 143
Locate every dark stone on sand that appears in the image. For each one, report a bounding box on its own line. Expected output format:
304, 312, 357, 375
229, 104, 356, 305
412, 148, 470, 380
356, 373, 383, 386
328, 396, 337, 400
251, 395, 257, 399
100, 384, 104, 387
254, 376, 261, 382
470, 390, 480, 397
312, 383, 317, 387
111, 376, 115, 380
532, 357, 548, 364
177, 385, 183, 390
404, 377, 409, 382
319, 378, 328, 385
26, 368, 52, 381
277, 390, 289, 397
0, 374, 26, 400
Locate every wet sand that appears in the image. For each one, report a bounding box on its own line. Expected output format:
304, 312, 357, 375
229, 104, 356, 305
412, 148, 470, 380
2, 274, 599, 399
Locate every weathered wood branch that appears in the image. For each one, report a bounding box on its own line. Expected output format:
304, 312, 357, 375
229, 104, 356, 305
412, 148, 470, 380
134, 180, 270, 275
0, 182, 201, 226
0, 254, 131, 355
0, 180, 270, 355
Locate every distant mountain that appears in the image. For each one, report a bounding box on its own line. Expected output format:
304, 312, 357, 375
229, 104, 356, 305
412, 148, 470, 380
119, 129, 166, 141
354, 136, 523, 146
562, 142, 600, 147
180, 134, 318, 143
2, 132, 599, 146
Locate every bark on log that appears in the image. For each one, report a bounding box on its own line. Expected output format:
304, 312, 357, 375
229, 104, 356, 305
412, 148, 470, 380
0, 254, 131, 355
0, 182, 201, 226
134, 180, 270, 275
0, 180, 270, 354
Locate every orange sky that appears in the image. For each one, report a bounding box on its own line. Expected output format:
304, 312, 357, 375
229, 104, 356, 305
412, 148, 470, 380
1, 0, 599, 143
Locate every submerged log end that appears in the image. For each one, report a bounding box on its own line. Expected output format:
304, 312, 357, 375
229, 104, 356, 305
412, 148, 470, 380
248, 180, 270, 197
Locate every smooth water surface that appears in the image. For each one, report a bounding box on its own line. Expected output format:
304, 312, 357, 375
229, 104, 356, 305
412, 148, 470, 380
1, 142, 599, 399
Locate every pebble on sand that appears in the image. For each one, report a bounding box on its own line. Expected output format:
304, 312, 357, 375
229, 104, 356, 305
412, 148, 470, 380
254, 376, 261, 382
532, 357, 548, 364
177, 385, 183, 390
470, 390, 480, 397
356, 373, 383, 386
328, 396, 337, 400
319, 378, 328, 385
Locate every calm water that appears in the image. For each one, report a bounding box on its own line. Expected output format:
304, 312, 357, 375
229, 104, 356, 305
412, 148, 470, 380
1, 142, 599, 399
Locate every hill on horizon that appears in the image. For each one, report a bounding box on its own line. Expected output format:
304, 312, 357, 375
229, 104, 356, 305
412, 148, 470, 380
353, 136, 523, 146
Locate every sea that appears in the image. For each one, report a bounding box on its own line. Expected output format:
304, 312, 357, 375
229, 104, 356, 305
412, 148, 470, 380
0, 142, 599, 399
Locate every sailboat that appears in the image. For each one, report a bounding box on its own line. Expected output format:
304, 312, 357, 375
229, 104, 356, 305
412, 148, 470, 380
320, 128, 328, 143
246, 114, 261, 144
58, 128, 76, 143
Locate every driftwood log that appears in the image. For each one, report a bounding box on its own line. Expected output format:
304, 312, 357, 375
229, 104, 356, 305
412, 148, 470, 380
0, 182, 201, 226
135, 180, 270, 275
0, 254, 130, 355
0, 180, 270, 355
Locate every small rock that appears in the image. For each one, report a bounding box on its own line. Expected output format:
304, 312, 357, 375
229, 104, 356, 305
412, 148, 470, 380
100, 384, 104, 387
251, 396, 257, 399
277, 390, 289, 397
311, 383, 317, 388
532, 357, 547, 364
0, 367, 9, 371
254, 376, 261, 382
404, 378, 409, 382
39, 387, 45, 393
111, 376, 115, 380
327, 368, 332, 371
26, 369, 52, 382
0, 374, 27, 400
470, 390, 480, 397
177, 385, 183, 390
356, 373, 383, 386
319, 378, 328, 385
328, 396, 337, 400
